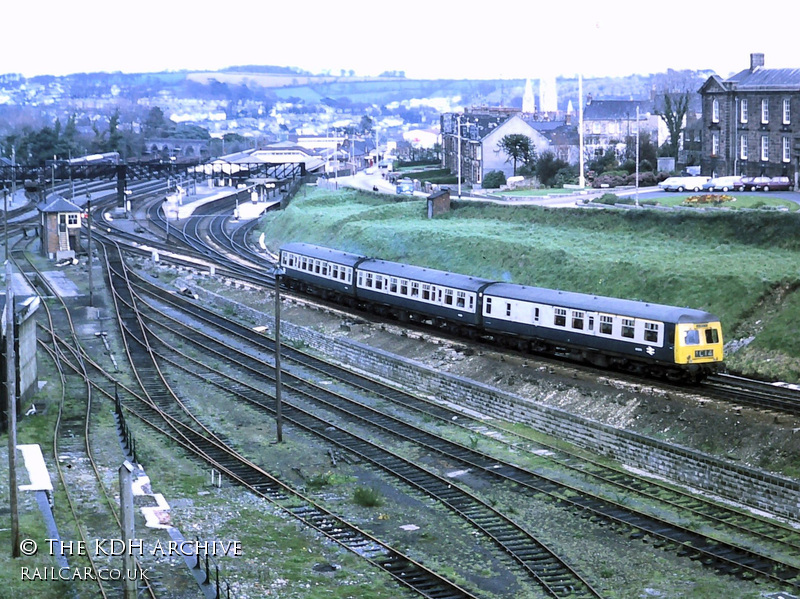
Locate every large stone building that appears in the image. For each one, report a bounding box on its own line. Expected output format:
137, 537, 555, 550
699, 53, 800, 184
440, 109, 578, 186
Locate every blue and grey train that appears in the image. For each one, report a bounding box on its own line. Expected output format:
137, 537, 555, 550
278, 242, 724, 382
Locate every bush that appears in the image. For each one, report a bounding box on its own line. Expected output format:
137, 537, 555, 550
483, 170, 507, 189
353, 486, 384, 507
592, 193, 621, 205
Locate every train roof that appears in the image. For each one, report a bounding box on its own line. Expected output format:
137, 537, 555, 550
280, 242, 366, 267
359, 259, 494, 293
484, 283, 719, 324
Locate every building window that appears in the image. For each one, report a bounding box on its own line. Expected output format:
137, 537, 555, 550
67, 214, 78, 226
784, 99, 791, 125
711, 133, 719, 157
761, 135, 769, 161
784, 137, 791, 163
740, 135, 748, 160
740, 98, 748, 123
712, 99, 719, 123
762, 99, 769, 124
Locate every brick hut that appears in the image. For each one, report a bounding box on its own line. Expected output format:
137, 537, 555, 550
38, 196, 83, 260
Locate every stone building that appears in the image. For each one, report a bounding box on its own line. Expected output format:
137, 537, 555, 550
698, 53, 800, 183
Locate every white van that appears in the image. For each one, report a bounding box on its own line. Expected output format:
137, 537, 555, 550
660, 176, 711, 192
702, 176, 743, 192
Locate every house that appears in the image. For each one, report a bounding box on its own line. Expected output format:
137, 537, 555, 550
582, 98, 660, 160
698, 53, 800, 183
440, 109, 579, 186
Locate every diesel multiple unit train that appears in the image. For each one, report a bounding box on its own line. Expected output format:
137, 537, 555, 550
279, 242, 725, 382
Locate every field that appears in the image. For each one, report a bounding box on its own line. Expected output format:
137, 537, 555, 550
256, 187, 800, 382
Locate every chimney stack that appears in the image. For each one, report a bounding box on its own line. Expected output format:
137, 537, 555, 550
750, 53, 765, 71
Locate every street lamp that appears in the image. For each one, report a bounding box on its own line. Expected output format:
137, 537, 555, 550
273, 266, 285, 443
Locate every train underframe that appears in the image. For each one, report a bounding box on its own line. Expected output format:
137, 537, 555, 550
283, 278, 717, 384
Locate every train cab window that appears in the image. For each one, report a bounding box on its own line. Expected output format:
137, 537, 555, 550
374, 275, 383, 290
599, 315, 613, 335
400, 280, 408, 295
571, 311, 584, 330
704, 328, 719, 344
422, 284, 431, 300
621, 318, 635, 339
644, 322, 660, 343
554, 308, 567, 327
445, 290, 454, 305
390, 277, 398, 293
456, 291, 466, 308
485, 297, 492, 314
684, 329, 700, 345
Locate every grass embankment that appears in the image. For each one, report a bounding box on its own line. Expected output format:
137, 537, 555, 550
257, 187, 800, 382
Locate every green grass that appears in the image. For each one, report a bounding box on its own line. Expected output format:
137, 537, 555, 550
257, 186, 800, 381
644, 192, 800, 211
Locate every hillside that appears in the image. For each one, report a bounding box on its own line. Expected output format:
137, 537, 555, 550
254, 187, 800, 382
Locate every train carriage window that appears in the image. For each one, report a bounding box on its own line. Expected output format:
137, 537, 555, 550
314, 260, 321, 274
599, 315, 613, 335
437, 288, 442, 303
572, 310, 584, 330
587, 316, 594, 331
410, 282, 420, 297
358, 273, 363, 286
704, 328, 719, 344
468, 295, 474, 310
485, 297, 492, 314
644, 322, 660, 343
554, 308, 567, 326
456, 291, 466, 308
445, 289, 454, 305
342, 268, 349, 282
621, 318, 635, 339
365, 273, 373, 288
321, 263, 328, 276
684, 329, 700, 345
534, 307, 540, 322
422, 284, 431, 301
375, 275, 383, 290
331, 265, 339, 279
506, 302, 512, 317
301, 257, 308, 270
390, 277, 398, 293
400, 280, 408, 295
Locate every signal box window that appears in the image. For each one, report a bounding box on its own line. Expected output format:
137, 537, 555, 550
621, 318, 635, 339
554, 308, 567, 327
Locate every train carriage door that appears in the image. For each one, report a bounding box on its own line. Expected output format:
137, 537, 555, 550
437, 288, 443, 304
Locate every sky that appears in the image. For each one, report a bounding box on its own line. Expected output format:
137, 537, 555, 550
3, 0, 798, 81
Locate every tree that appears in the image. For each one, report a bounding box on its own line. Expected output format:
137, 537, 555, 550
483, 170, 507, 189
535, 152, 570, 187
497, 134, 534, 176
656, 92, 689, 159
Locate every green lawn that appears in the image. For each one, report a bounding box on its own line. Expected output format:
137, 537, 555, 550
257, 186, 800, 382
491, 188, 576, 197
638, 192, 800, 212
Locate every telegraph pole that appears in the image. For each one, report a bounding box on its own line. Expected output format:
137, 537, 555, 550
274, 267, 285, 443
86, 188, 94, 308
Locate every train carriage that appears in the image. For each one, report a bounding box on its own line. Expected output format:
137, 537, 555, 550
279, 243, 363, 302
482, 283, 723, 380
355, 259, 494, 328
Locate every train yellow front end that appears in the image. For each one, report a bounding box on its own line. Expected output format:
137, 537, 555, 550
674, 321, 724, 379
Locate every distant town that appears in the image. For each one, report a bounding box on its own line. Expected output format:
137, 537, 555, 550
0, 53, 798, 190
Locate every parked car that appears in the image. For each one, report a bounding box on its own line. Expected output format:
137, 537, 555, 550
660, 176, 711, 192
741, 176, 792, 192
702, 176, 744, 192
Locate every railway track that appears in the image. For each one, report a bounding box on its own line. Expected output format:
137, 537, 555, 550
100, 238, 493, 599
115, 245, 800, 593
